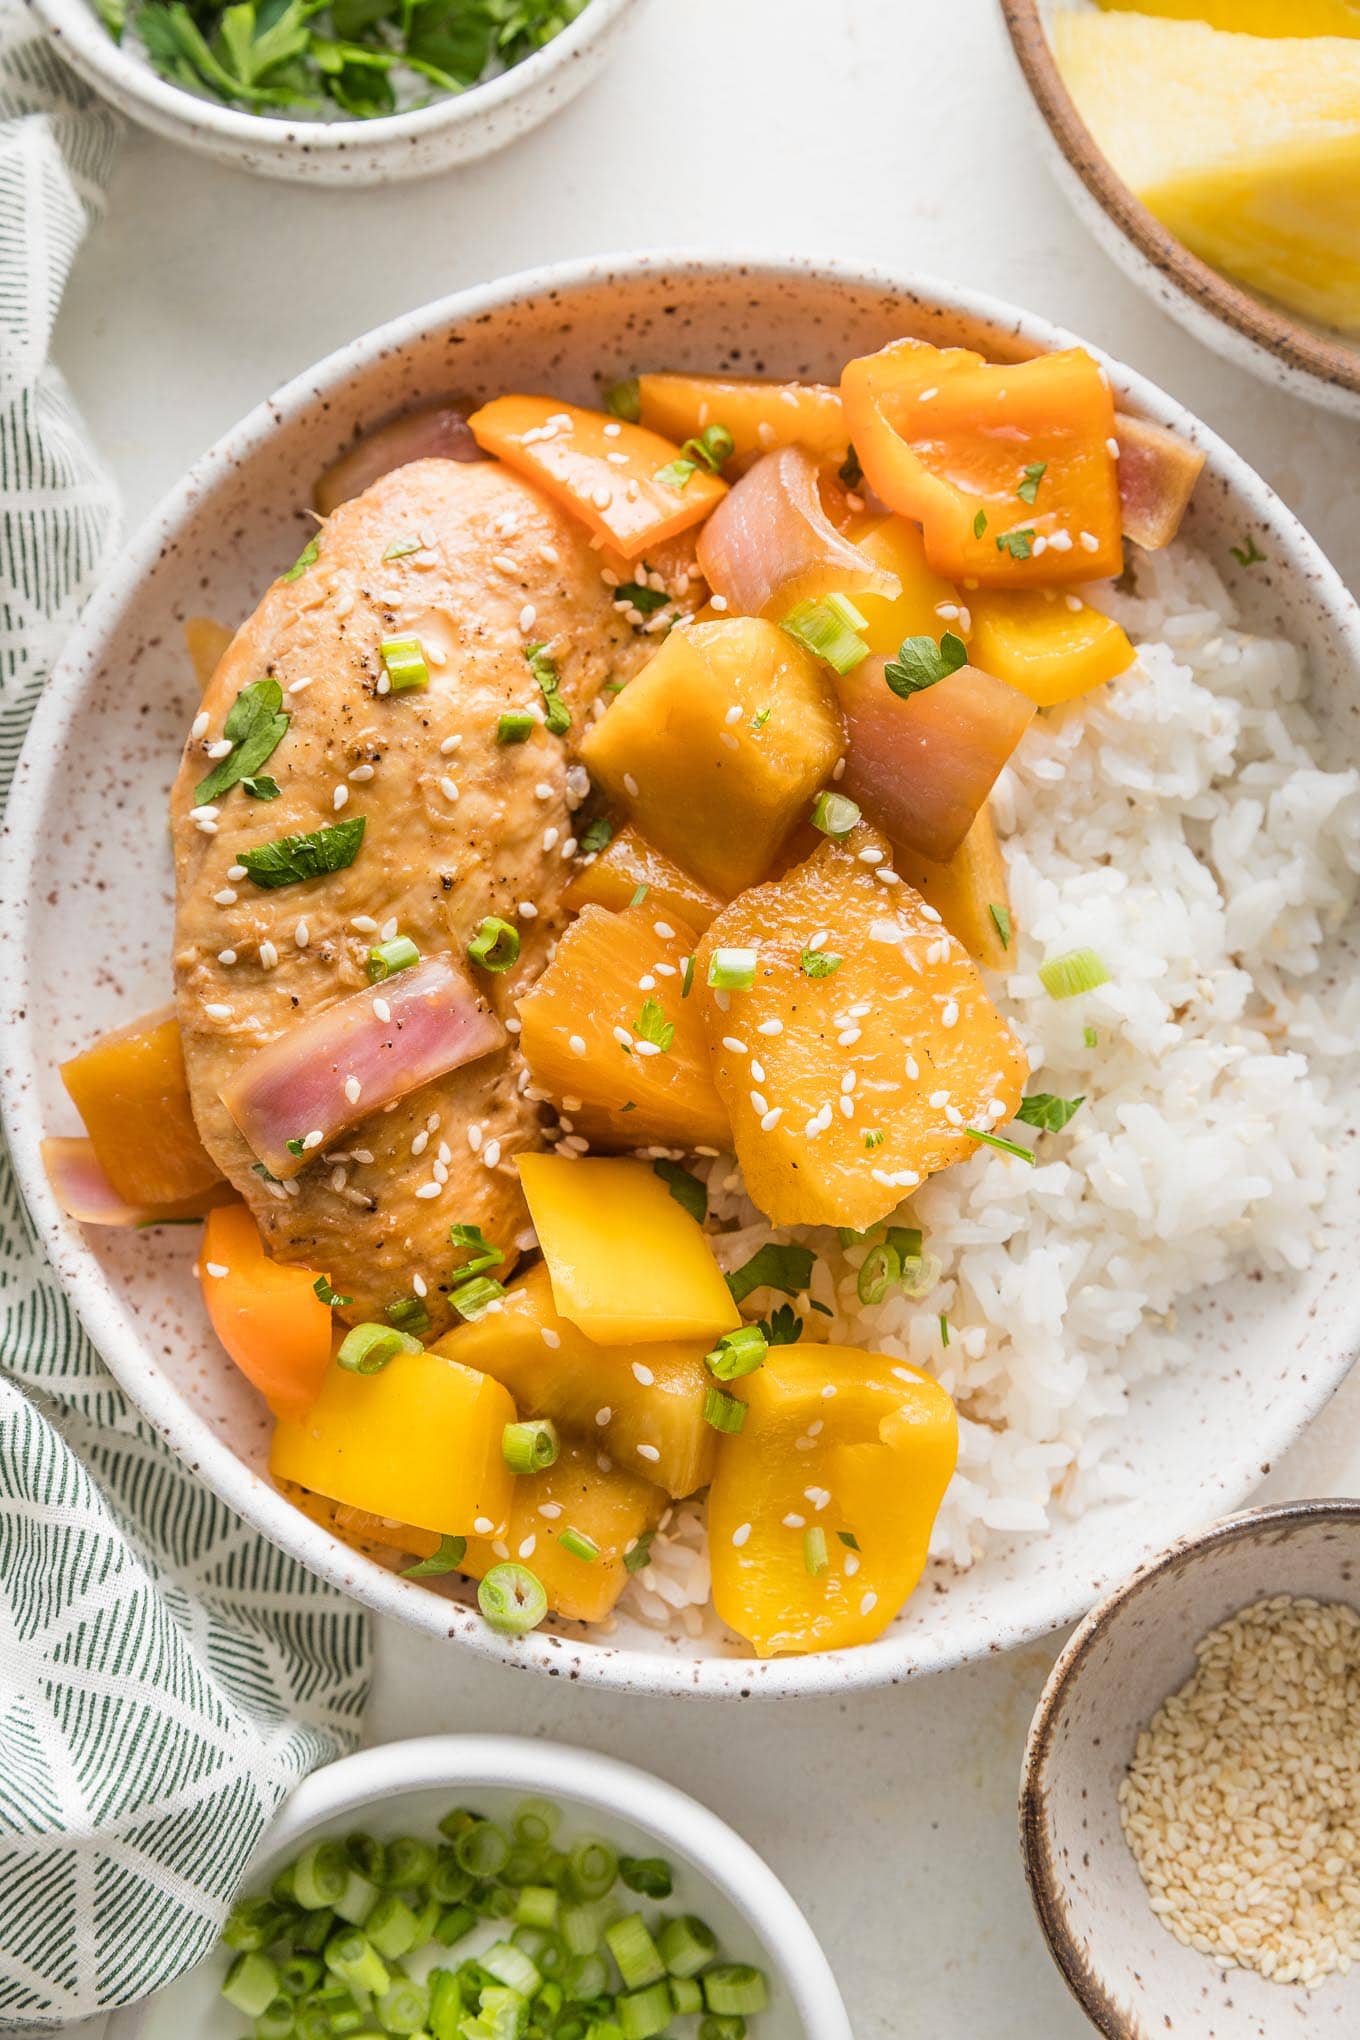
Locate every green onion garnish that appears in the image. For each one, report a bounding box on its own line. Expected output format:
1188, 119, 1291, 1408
703, 1387, 747, 1434
623, 1532, 654, 1575
652, 1158, 706, 1224
380, 634, 428, 693
604, 377, 641, 422
336, 1322, 422, 1374
809, 789, 861, 838
221, 1951, 281, 2018
618, 1854, 673, 1901
497, 709, 536, 744
804, 1526, 829, 1576
883, 630, 967, 698
856, 1242, 899, 1306
1084, 1025, 1099, 1048
801, 945, 842, 978
964, 1127, 1036, 1164
401, 1534, 467, 1578
1015, 1092, 1084, 1132
781, 595, 870, 676
467, 915, 521, 972
704, 1963, 770, 2017
680, 423, 735, 472
973, 508, 988, 538
558, 1525, 600, 1563
989, 902, 1012, 950
385, 1294, 431, 1337
605, 1913, 665, 1990
1039, 947, 1109, 999
705, 1324, 767, 1381
382, 537, 422, 561
659, 1913, 718, 1978
366, 934, 419, 981
502, 1418, 560, 1475
477, 1563, 547, 1635
312, 1275, 351, 1307
629, 883, 649, 906
450, 1274, 506, 1321
680, 954, 696, 998
707, 946, 757, 991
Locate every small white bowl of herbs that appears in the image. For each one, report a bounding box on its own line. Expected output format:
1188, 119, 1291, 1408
30, 0, 639, 183
105, 1734, 851, 2039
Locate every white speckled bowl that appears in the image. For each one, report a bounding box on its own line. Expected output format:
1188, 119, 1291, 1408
26, 0, 639, 184
2, 254, 1358, 1700
1020, 1500, 1360, 2038
105, 1734, 851, 2038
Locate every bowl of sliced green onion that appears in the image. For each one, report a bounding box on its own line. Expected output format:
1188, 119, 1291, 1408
105, 1734, 851, 2038
29, 0, 640, 184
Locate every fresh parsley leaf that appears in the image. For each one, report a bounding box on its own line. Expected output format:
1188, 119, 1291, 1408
757, 1302, 804, 1346
1015, 1093, 1085, 1133
313, 1275, 352, 1307
989, 902, 1012, 950
727, 1242, 817, 1305
995, 528, 1036, 561
579, 816, 614, 855
883, 630, 968, 698
1017, 461, 1047, 505
402, 1533, 467, 1578
282, 535, 319, 581
800, 947, 842, 978
654, 458, 698, 490
839, 444, 863, 490
653, 1159, 706, 1225
449, 1223, 504, 1277
525, 641, 570, 735
194, 678, 290, 805
750, 706, 771, 731
972, 508, 988, 538
615, 581, 669, 616
636, 997, 675, 1053
285, 1137, 306, 1157
242, 774, 281, 800
240, 816, 365, 890
1230, 534, 1266, 567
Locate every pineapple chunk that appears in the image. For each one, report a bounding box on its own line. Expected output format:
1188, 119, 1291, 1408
891, 806, 1014, 973
696, 828, 1029, 1231
517, 900, 727, 1151
1093, 0, 1360, 36
461, 1442, 667, 1625
1054, 10, 1360, 332
518, 1153, 740, 1346
434, 1262, 716, 1498
563, 825, 726, 932
966, 588, 1135, 708
579, 617, 844, 896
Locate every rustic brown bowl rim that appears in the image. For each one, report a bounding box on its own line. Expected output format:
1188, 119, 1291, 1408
998, 0, 1360, 401
1018, 1497, 1360, 2037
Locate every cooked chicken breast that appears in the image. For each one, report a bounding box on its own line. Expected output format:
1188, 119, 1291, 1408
171, 456, 647, 1334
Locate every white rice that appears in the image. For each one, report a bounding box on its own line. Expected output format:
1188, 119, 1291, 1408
620, 544, 1360, 1633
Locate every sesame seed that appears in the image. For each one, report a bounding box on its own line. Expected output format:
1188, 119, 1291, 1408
288, 676, 314, 695
750, 1090, 769, 1116
941, 1000, 960, 1028
1079, 530, 1100, 553
415, 1182, 441, 1200
493, 553, 517, 574
722, 1037, 748, 1055
760, 1107, 783, 1131
439, 776, 459, 803
333, 785, 349, 811
1107, 436, 1120, 458
591, 485, 613, 511
518, 900, 538, 919
217, 949, 237, 965
294, 921, 309, 948
473, 1517, 494, 1535
204, 1261, 229, 1279
227, 864, 247, 881
860, 1591, 877, 1616
542, 826, 559, 852
709, 594, 729, 613
351, 915, 379, 934
631, 1362, 655, 1386
372, 997, 391, 1023
757, 1018, 783, 1036
344, 1076, 362, 1105
595, 1407, 612, 1427
259, 941, 279, 970
204, 739, 233, 761
213, 888, 237, 907
301, 1129, 324, 1151
518, 603, 537, 633
482, 1139, 502, 1168
410, 1131, 428, 1156
349, 763, 375, 782
191, 711, 210, 739
637, 1443, 660, 1463
623, 772, 640, 798
782, 1512, 806, 1529
732, 1523, 752, 1548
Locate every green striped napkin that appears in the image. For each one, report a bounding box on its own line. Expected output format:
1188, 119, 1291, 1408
0, 13, 371, 2027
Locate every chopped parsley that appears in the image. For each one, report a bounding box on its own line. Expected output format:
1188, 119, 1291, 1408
193, 678, 289, 805
240, 816, 365, 890
972, 508, 988, 539
285, 1138, 306, 1158
750, 706, 772, 731
1015, 1093, 1084, 1133
989, 902, 1012, 950
635, 997, 675, 1053
578, 816, 614, 855
727, 1242, 816, 1305
838, 1530, 860, 1551
1017, 461, 1047, 505
449, 1223, 504, 1278
800, 947, 842, 978
281, 535, 318, 582
525, 642, 570, 736
883, 630, 967, 698
995, 528, 1036, 561
757, 1302, 804, 1346
1230, 534, 1267, 567
653, 1159, 706, 1225
615, 581, 669, 616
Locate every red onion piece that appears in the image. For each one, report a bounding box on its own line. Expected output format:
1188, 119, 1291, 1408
42, 1137, 229, 1226
838, 657, 1035, 864
1115, 412, 1206, 552
220, 953, 505, 1179
315, 403, 483, 517
696, 444, 902, 618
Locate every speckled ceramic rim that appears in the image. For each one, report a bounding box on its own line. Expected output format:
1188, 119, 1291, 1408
998, 0, 1360, 407
103, 1734, 853, 2039
1018, 1497, 1360, 2038
4, 251, 1359, 1701
23, 0, 636, 160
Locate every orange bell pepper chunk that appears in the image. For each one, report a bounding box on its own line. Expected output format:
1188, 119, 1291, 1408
60, 1005, 221, 1209
199, 1203, 334, 1421
968, 588, 1136, 707
467, 396, 727, 561
636, 373, 848, 463
841, 339, 1123, 588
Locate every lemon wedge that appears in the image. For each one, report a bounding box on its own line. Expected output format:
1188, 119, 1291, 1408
1092, 0, 1360, 35
1053, 9, 1360, 332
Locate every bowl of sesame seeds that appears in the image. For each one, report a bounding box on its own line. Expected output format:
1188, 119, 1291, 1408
1020, 1499, 1360, 2036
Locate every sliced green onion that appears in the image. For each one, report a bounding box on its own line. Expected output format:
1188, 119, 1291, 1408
220, 1897, 286, 1952
1084, 1024, 1099, 1048
514, 1882, 559, 1928
279, 1953, 323, 1995
809, 789, 861, 837
561, 1903, 599, 1956
618, 1979, 675, 2038
502, 1419, 561, 1474
804, 1526, 829, 1576
1038, 946, 1109, 999
384, 1835, 436, 1889
455, 1819, 510, 1878
655, 456, 699, 489
401, 1534, 467, 1579
482, 1938, 541, 1997
620, 1855, 673, 1898
566, 1948, 612, 2000
622, 1531, 654, 1575
680, 954, 696, 998
331, 1867, 377, 1926
671, 1975, 705, 2016
365, 1890, 422, 1960
221, 1951, 279, 2018
939, 1311, 951, 1348
385, 1294, 431, 1337
680, 423, 735, 471
782, 596, 870, 675
253, 1995, 294, 2040
497, 709, 536, 745
558, 1526, 600, 1563
380, 634, 429, 693
450, 1274, 506, 1321
703, 1387, 747, 1435
988, 902, 1012, 950
604, 1913, 665, 1990
323, 1926, 390, 1999
467, 915, 521, 973
378, 1976, 430, 2032
336, 1322, 422, 1374
566, 1836, 618, 1902
707, 946, 757, 991
478, 1563, 548, 1635
964, 1127, 1036, 1164
604, 377, 641, 422
293, 1839, 347, 1910
366, 934, 420, 980
434, 1902, 476, 1947
430, 1847, 473, 1904
856, 1241, 899, 1306
704, 1963, 769, 2016
629, 882, 649, 907
704, 1324, 767, 1381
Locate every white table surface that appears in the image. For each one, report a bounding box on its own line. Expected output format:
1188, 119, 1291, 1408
51, 0, 1360, 2033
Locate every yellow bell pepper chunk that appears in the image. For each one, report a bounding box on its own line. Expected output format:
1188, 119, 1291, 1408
892, 805, 1014, 973
518, 1154, 740, 1347
434, 1263, 716, 1498
269, 1347, 515, 1539
967, 588, 1136, 708
841, 513, 962, 656
708, 1344, 957, 1658
462, 1441, 667, 1625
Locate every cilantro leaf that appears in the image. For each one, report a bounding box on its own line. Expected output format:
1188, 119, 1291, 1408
652, 1159, 706, 1226
194, 679, 290, 804
1017, 462, 1047, 505
757, 1302, 804, 1346
727, 1242, 817, 1305
579, 817, 614, 855
800, 947, 842, 978
883, 631, 968, 699
995, 529, 1036, 561
972, 508, 988, 538
636, 998, 675, 1053
615, 582, 669, 616
240, 816, 365, 890
525, 642, 570, 736
1230, 535, 1266, 568
1015, 1093, 1085, 1133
